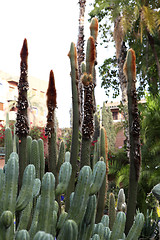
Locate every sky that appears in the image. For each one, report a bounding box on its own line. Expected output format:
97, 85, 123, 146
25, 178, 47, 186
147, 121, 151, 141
0, 0, 116, 128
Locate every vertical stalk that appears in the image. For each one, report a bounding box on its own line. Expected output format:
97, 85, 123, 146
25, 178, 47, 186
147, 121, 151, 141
80, 36, 96, 168
77, 0, 86, 127
65, 43, 79, 211
45, 70, 57, 181
15, 39, 29, 190
123, 49, 141, 234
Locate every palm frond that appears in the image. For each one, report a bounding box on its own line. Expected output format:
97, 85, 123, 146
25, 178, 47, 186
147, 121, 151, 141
142, 6, 156, 35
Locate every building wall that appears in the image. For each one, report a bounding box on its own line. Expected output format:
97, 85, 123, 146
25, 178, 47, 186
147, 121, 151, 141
105, 101, 125, 149
0, 70, 48, 126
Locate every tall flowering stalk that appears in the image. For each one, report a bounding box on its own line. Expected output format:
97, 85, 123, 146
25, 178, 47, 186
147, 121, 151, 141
45, 70, 57, 179
80, 36, 96, 168
15, 38, 29, 190
123, 49, 141, 234
77, 0, 86, 126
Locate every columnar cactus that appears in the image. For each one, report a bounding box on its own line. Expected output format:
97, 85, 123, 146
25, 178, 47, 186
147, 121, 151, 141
15, 39, 29, 190
80, 36, 96, 168
108, 193, 116, 230
96, 127, 108, 223
90, 17, 98, 113
45, 70, 57, 180
66, 42, 80, 211
4, 127, 13, 164
123, 48, 141, 234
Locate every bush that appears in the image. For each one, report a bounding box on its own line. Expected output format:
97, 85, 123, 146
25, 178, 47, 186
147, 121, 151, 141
29, 126, 48, 141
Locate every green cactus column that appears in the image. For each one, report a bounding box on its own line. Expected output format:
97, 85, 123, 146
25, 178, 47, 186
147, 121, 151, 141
90, 17, 98, 113
80, 36, 96, 168
123, 49, 141, 234
65, 43, 80, 211
45, 70, 57, 180
96, 127, 108, 223
15, 39, 29, 190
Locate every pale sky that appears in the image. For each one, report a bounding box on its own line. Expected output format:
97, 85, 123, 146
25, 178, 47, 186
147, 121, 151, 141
0, 0, 116, 128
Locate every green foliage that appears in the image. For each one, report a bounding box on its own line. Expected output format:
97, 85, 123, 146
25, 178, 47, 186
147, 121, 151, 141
140, 209, 159, 240
29, 126, 47, 141
100, 57, 119, 98
89, 0, 160, 98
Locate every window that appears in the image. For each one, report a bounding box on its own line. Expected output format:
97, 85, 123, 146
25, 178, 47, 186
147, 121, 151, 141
112, 111, 118, 120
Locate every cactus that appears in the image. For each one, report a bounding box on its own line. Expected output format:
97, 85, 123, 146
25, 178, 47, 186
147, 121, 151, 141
80, 36, 96, 168
16, 164, 36, 212
57, 219, 78, 240
15, 39, 29, 190
67, 166, 92, 225
33, 231, 53, 240
152, 183, 160, 201
93, 222, 105, 239
45, 70, 57, 181
26, 136, 32, 165
4, 127, 13, 164
117, 188, 126, 213
101, 215, 109, 228
126, 213, 144, 240
123, 49, 141, 234
38, 139, 45, 182
78, 195, 97, 240
89, 17, 98, 113
0, 20, 146, 240
57, 211, 68, 232
15, 230, 30, 240
64, 151, 70, 162
90, 159, 106, 195
36, 172, 55, 234
91, 234, 100, 240
0, 210, 13, 240
65, 42, 80, 211
29, 196, 41, 239
56, 140, 65, 173
108, 193, 116, 230
2, 154, 19, 214
17, 200, 33, 231
96, 127, 108, 223
55, 162, 72, 196
110, 212, 126, 240
30, 140, 40, 179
